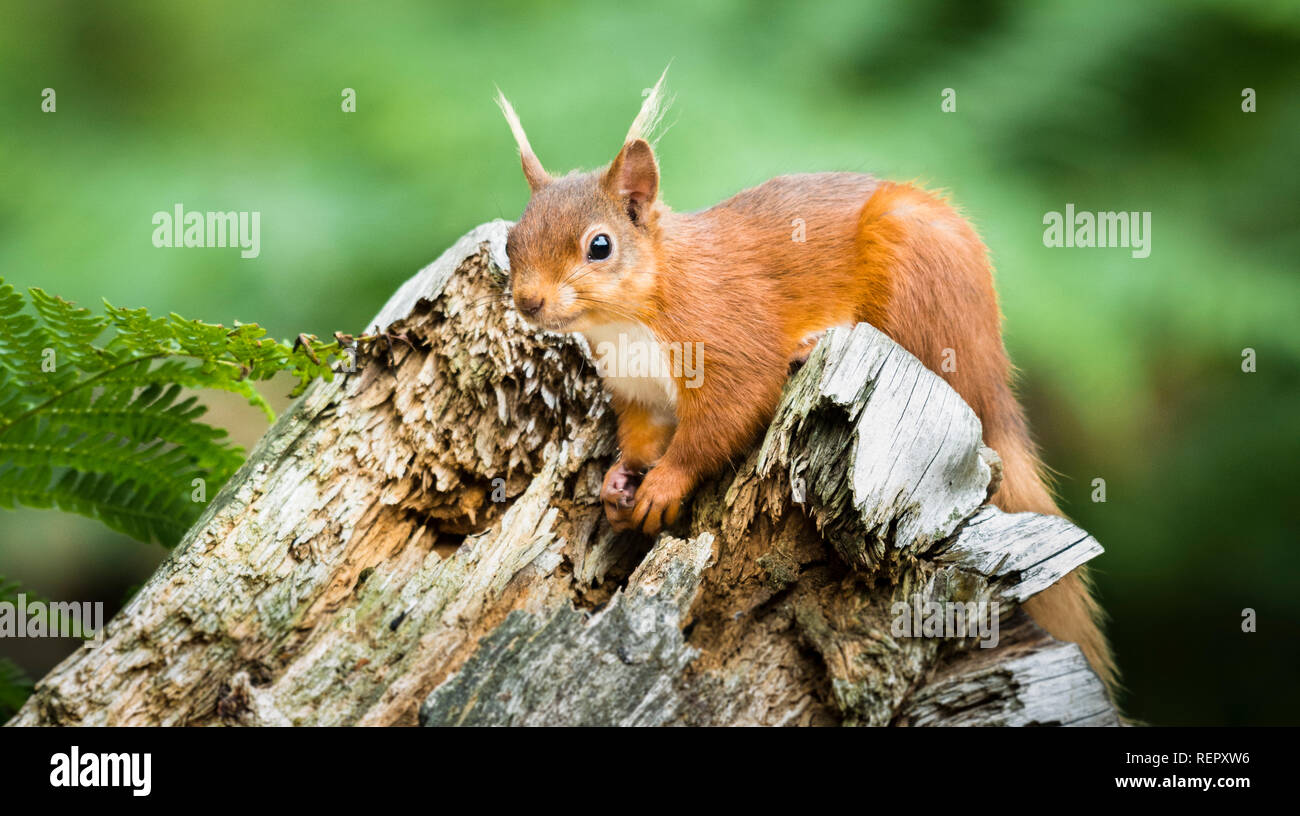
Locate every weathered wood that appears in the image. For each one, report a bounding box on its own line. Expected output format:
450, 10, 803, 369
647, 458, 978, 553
899, 612, 1120, 726
420, 532, 718, 726
938, 505, 1105, 604
8, 221, 1117, 727
758, 323, 994, 573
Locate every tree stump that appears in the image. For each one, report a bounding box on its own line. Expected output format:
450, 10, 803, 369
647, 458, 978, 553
7, 221, 1118, 727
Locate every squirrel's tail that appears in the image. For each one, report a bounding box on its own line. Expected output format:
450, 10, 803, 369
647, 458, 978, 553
858, 181, 1117, 693
982, 386, 1118, 692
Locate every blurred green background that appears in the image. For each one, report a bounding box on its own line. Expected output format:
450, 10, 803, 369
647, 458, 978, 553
1, 0, 1297, 725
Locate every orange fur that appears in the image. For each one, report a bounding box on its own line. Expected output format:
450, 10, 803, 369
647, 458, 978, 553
855, 183, 1116, 691
501, 102, 1115, 691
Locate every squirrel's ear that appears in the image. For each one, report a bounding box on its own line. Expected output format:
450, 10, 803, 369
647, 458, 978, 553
604, 138, 659, 223
494, 88, 550, 193
604, 68, 670, 221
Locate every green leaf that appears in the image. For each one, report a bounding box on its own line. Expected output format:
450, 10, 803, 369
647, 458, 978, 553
0, 658, 33, 720
0, 276, 348, 547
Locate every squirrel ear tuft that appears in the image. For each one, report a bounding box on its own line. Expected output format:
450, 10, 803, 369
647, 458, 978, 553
495, 88, 551, 193
605, 139, 659, 223
625, 65, 672, 145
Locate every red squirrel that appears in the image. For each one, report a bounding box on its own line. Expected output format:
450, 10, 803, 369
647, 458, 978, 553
496, 73, 1116, 690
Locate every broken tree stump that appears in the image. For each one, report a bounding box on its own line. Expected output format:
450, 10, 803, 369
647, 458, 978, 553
7, 220, 1118, 727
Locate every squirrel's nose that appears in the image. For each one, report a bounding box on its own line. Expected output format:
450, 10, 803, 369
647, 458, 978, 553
516, 295, 545, 318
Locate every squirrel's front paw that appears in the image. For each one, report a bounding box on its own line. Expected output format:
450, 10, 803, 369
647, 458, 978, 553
631, 465, 690, 536
601, 460, 644, 531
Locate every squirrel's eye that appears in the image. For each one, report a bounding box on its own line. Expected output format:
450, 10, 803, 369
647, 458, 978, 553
587, 233, 612, 261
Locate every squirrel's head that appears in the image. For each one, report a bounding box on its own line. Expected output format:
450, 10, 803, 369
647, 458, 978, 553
497, 71, 670, 334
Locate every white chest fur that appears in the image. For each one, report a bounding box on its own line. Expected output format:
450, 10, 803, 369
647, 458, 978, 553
582, 320, 679, 416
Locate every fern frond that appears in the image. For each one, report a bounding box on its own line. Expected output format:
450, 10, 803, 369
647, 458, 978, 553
0, 277, 348, 546
0, 657, 33, 720
27, 287, 110, 368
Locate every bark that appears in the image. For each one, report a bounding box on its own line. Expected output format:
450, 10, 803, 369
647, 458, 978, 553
8, 220, 1118, 727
